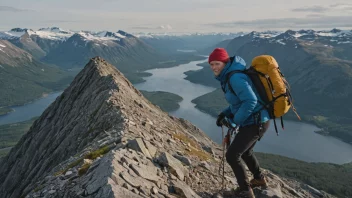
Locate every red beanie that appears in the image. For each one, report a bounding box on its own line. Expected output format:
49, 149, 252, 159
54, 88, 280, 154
208, 48, 229, 63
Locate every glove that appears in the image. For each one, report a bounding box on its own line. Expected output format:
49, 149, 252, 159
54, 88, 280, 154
216, 113, 226, 127
226, 118, 237, 128
221, 117, 238, 129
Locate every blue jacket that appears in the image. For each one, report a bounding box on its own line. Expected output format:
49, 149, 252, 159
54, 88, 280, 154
215, 56, 270, 127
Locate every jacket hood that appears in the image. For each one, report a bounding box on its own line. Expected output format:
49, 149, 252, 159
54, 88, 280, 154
215, 56, 247, 83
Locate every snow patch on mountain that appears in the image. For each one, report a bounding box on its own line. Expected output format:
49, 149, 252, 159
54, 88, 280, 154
135, 32, 242, 38
76, 31, 123, 42
0, 29, 27, 39
0, 27, 128, 43
253, 31, 282, 39
276, 39, 286, 45
253, 29, 352, 47
0, 43, 6, 53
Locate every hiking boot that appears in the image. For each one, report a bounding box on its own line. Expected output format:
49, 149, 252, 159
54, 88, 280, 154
250, 177, 268, 188
234, 187, 255, 198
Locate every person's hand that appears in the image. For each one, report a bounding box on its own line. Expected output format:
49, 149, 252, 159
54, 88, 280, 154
216, 113, 225, 127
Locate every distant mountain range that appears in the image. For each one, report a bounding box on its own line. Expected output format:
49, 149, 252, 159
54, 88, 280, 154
0, 27, 161, 69
136, 32, 242, 54
0, 39, 72, 107
0, 27, 204, 78
0, 27, 206, 108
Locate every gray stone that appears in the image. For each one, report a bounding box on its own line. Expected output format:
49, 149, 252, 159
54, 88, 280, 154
65, 171, 73, 176
130, 163, 161, 184
157, 169, 163, 177
171, 179, 201, 198
48, 190, 56, 194
224, 176, 236, 186
108, 178, 143, 198
158, 152, 188, 181
139, 185, 151, 196
128, 138, 152, 158
121, 156, 139, 166
151, 186, 158, 194
199, 161, 212, 171
84, 154, 113, 195
255, 183, 283, 198
119, 171, 156, 189
202, 146, 215, 156
173, 154, 192, 166
171, 174, 178, 180
115, 143, 126, 150
144, 140, 158, 157
111, 172, 125, 186
132, 188, 140, 194
304, 184, 324, 197
123, 182, 132, 190
167, 139, 176, 144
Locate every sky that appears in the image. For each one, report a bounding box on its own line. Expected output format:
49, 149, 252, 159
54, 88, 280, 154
1, 0, 352, 34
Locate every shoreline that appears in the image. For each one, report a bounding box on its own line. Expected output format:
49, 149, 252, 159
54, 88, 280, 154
0, 91, 63, 117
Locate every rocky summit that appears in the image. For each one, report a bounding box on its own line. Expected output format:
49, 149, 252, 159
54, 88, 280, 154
0, 57, 335, 198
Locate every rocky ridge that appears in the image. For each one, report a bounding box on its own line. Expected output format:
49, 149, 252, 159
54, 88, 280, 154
0, 57, 335, 198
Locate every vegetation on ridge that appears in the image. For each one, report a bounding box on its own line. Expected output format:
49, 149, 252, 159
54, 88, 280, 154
54, 146, 111, 176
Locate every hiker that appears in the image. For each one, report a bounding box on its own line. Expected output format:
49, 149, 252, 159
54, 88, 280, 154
209, 48, 270, 198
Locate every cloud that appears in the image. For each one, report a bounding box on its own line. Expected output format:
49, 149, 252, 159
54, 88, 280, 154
291, 3, 352, 13
330, 3, 352, 11
43, 20, 82, 23
292, 6, 328, 13
159, 25, 172, 30
306, 14, 325, 18
0, 6, 30, 12
206, 16, 352, 30
131, 25, 173, 30
131, 26, 156, 30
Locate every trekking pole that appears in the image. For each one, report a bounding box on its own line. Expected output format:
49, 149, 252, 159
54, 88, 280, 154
218, 125, 224, 174
221, 125, 225, 191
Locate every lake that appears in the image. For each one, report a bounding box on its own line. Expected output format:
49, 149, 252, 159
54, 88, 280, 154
0, 92, 62, 125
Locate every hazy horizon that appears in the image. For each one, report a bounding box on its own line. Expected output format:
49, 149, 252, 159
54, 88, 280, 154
1, 0, 352, 33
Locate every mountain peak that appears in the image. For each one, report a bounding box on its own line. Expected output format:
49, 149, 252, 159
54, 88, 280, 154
9, 28, 31, 32
330, 28, 342, 33
0, 56, 132, 197
37, 27, 71, 34
117, 30, 134, 38
0, 56, 213, 198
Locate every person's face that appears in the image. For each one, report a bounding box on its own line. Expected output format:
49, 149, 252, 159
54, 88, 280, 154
210, 61, 226, 76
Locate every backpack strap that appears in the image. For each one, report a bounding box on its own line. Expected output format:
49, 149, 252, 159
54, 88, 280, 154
222, 70, 241, 95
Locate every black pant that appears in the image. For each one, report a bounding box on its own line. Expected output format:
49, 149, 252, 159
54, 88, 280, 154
225, 121, 270, 190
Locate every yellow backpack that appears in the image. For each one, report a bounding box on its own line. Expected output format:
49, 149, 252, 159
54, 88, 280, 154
226, 55, 301, 134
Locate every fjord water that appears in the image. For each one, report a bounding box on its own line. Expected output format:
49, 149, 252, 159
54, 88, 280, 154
0, 92, 62, 125
1, 59, 351, 164
134, 58, 352, 164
